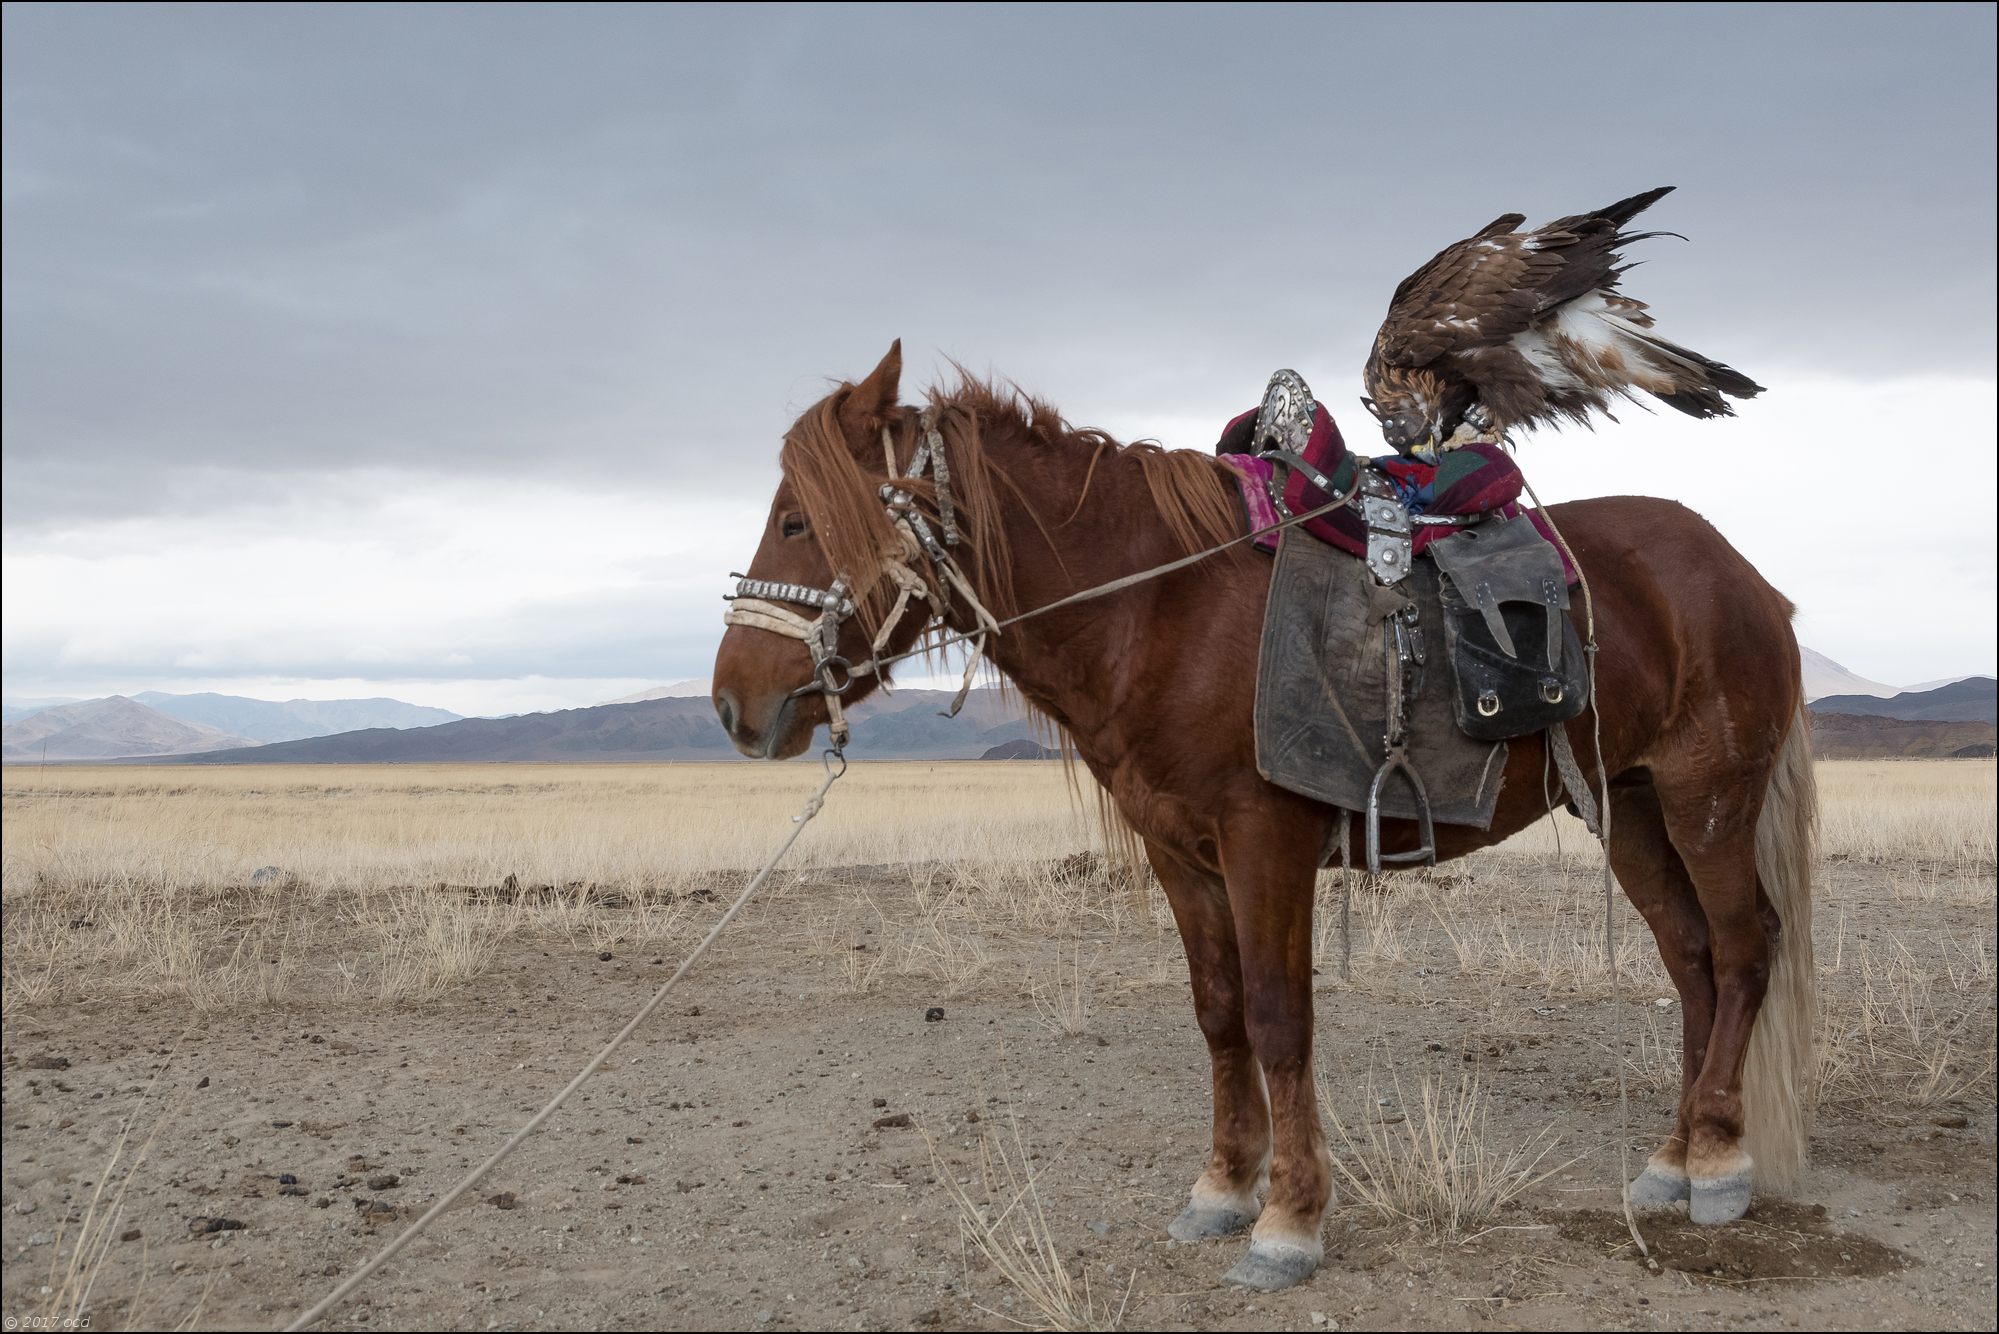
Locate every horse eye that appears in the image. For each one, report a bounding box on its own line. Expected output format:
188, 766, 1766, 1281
781, 513, 808, 539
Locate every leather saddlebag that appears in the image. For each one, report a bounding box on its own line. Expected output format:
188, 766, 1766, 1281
1428, 517, 1589, 742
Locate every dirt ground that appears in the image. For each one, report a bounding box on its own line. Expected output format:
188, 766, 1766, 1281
4, 845, 1994, 1333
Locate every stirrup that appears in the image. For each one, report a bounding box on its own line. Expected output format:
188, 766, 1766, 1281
1365, 745, 1438, 875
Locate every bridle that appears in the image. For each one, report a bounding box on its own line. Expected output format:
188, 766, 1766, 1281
722, 408, 1001, 749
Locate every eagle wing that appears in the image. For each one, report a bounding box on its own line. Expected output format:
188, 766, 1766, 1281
1368, 187, 1675, 374
1367, 212, 1560, 371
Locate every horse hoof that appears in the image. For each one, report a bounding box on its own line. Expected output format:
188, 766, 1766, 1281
1689, 1171, 1753, 1225
1222, 1241, 1319, 1292
1168, 1203, 1257, 1242
1626, 1165, 1691, 1208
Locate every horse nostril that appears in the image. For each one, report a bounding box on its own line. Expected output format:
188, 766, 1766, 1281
714, 689, 740, 737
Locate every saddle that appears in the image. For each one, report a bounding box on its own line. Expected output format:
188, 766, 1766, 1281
1219, 370, 1590, 872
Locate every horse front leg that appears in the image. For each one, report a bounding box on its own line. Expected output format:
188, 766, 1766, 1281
1147, 839, 1270, 1242
1216, 809, 1332, 1291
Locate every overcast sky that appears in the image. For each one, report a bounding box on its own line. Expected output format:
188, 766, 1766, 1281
5, 3, 1995, 716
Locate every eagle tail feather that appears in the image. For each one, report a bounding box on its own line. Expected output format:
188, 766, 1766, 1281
1630, 331, 1764, 406
1592, 186, 1675, 229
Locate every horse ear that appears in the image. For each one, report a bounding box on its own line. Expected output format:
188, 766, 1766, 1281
841, 339, 903, 437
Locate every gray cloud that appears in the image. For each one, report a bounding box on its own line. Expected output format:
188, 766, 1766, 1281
6, 4, 1994, 529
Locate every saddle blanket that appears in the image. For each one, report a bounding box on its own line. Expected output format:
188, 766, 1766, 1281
1216, 403, 1577, 583
1254, 527, 1511, 829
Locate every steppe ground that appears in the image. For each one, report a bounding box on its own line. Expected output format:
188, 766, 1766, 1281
2, 759, 1993, 1332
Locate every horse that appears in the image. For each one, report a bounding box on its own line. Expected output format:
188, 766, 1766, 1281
710, 341, 1816, 1292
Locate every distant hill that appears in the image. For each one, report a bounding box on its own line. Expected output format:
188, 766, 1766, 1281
1800, 648, 1897, 701
155, 689, 1040, 764
2, 696, 81, 723
982, 738, 1058, 760
1810, 711, 1997, 760
130, 691, 462, 742
2, 697, 259, 760
1809, 677, 1996, 725
599, 680, 714, 705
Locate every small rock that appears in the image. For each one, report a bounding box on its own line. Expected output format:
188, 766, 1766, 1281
924, 1007, 945, 1023
1933, 1113, 1970, 1129
195, 1076, 210, 1089
13, 1201, 36, 1215
1310, 1313, 1335, 1329
120, 1228, 141, 1243
24, 1054, 69, 1071
278, 1173, 298, 1185
366, 1173, 400, 1190
487, 1192, 518, 1210
1087, 1220, 1110, 1237
872, 1113, 913, 1129
598, 951, 614, 962
872, 1097, 888, 1108
616, 1173, 647, 1186
188, 1217, 245, 1234
28, 1231, 54, 1247
270, 1120, 293, 1129
251, 865, 286, 885
755, 1311, 773, 1325
1655, 997, 1675, 1008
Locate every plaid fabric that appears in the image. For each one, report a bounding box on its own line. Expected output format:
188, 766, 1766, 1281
1217, 410, 1575, 583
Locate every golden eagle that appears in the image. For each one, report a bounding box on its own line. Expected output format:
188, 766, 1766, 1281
1360, 186, 1763, 456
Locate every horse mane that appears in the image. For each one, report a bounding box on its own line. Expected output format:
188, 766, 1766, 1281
779, 371, 1243, 642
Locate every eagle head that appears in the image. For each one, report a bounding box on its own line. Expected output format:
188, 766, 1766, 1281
1359, 393, 1437, 457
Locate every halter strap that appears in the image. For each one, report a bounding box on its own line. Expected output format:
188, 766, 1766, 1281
722, 408, 1001, 747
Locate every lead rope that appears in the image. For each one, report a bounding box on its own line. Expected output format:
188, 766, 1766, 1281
1516, 476, 1649, 1261
284, 749, 850, 1332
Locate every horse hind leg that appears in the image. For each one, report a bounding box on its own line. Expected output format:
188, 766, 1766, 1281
1605, 780, 1717, 1207
1146, 840, 1270, 1243
1653, 715, 1816, 1226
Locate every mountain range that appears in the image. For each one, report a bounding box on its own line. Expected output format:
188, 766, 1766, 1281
1, 697, 260, 761
5, 653, 1990, 766
0, 692, 463, 761
1807, 677, 1996, 759
162, 689, 1042, 764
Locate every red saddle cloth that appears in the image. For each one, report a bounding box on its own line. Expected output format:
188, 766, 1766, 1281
1215, 403, 1576, 582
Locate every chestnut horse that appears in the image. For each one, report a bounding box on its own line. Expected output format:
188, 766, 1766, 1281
711, 343, 1816, 1291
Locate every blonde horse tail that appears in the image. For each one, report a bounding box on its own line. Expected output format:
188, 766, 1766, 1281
1741, 701, 1818, 1191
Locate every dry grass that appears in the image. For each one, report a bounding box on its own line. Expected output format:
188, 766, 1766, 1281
3, 760, 1989, 1024
1028, 941, 1098, 1038
1816, 925, 1996, 1110
1, 757, 1990, 1328
1320, 1061, 1569, 1238
926, 1115, 1128, 1331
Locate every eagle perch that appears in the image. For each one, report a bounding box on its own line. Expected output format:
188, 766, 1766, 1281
1360, 186, 1763, 456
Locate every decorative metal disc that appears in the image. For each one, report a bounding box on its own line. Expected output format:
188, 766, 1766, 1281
1252, 369, 1316, 460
